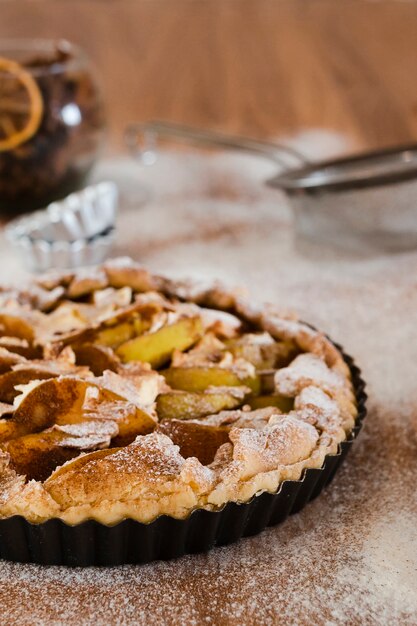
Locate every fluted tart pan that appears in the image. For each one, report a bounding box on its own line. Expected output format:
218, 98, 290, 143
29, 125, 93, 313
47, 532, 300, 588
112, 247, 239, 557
0, 345, 366, 567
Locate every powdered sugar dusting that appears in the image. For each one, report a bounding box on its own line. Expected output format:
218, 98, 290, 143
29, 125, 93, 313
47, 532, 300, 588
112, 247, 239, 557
275, 353, 345, 396
294, 385, 338, 415
0, 143, 416, 624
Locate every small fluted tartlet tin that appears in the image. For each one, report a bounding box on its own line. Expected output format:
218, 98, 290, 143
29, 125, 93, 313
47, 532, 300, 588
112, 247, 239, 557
5, 182, 117, 272
0, 345, 367, 567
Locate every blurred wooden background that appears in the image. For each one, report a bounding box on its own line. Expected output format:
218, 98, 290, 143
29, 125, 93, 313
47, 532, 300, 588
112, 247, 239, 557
1, 0, 417, 152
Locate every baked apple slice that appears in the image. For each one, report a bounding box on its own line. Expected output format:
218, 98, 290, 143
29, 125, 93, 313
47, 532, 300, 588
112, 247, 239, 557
2, 430, 80, 481
248, 394, 294, 413
2, 420, 119, 482
156, 386, 249, 421
7, 377, 156, 441
0, 312, 35, 342
0, 368, 59, 404
157, 419, 230, 465
226, 334, 299, 369
117, 317, 203, 368
52, 298, 161, 349
0, 420, 28, 444
72, 343, 120, 376
162, 366, 260, 395
0, 338, 42, 359
45, 447, 121, 486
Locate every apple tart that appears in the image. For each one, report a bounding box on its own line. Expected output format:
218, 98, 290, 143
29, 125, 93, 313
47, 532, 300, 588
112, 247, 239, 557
0, 258, 363, 533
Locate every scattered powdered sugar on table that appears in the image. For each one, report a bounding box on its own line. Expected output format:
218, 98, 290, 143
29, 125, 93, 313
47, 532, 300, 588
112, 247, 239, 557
0, 138, 416, 625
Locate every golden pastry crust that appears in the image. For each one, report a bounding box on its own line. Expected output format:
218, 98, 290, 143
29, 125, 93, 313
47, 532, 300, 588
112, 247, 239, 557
0, 258, 358, 524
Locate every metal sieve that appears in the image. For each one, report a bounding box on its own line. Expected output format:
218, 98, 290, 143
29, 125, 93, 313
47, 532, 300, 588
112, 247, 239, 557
126, 121, 417, 254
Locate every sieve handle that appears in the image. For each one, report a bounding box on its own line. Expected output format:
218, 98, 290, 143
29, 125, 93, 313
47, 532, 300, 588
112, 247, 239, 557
126, 120, 309, 170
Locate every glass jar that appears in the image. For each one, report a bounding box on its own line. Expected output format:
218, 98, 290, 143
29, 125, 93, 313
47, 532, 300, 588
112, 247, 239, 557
0, 39, 106, 214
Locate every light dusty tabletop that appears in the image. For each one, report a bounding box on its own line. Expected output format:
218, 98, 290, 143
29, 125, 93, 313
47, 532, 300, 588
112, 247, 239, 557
0, 144, 416, 626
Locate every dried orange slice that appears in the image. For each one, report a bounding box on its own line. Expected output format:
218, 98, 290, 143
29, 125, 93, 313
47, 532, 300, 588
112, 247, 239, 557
0, 56, 43, 152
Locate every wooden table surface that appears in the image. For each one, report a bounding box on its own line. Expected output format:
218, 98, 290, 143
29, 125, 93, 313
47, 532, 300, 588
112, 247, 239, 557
1, 1, 417, 151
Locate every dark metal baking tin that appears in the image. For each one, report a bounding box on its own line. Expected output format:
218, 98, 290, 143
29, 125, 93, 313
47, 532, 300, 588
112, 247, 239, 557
0, 348, 367, 567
